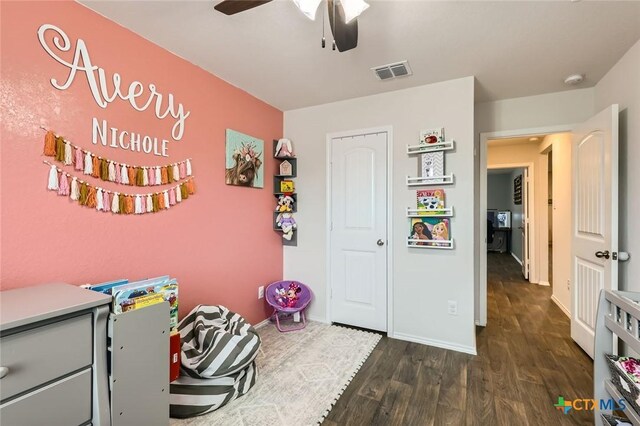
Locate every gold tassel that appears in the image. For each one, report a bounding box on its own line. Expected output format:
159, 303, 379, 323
86, 186, 97, 208
180, 183, 189, 200
55, 136, 65, 162
136, 167, 144, 186
100, 159, 109, 181
43, 131, 56, 156
79, 182, 89, 205
152, 193, 160, 212
119, 193, 126, 213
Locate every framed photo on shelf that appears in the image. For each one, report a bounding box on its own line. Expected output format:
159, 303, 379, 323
420, 151, 444, 179
419, 128, 444, 145
280, 180, 295, 193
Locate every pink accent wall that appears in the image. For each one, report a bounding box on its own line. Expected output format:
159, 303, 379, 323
0, 1, 283, 324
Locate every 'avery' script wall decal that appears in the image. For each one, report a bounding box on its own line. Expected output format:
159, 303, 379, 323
37, 24, 191, 157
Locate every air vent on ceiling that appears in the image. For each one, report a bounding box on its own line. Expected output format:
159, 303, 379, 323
371, 60, 412, 81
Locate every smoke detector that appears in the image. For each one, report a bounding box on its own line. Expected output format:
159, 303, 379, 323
564, 74, 585, 85
372, 60, 412, 81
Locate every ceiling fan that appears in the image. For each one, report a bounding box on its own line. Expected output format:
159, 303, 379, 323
213, 0, 370, 52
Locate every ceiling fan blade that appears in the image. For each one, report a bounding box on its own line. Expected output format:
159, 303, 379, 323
328, 0, 358, 52
214, 0, 273, 15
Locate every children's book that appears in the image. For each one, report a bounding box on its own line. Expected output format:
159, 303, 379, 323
419, 128, 444, 145
89, 279, 129, 295
409, 217, 451, 246
416, 189, 445, 214
113, 278, 179, 331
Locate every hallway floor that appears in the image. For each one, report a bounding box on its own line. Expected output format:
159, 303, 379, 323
324, 252, 594, 425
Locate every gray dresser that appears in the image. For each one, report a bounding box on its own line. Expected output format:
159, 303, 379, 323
0, 283, 112, 426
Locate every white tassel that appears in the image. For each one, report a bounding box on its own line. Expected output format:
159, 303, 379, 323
146, 194, 153, 213
172, 164, 179, 182
121, 164, 129, 185
96, 188, 104, 211
64, 142, 73, 165
70, 177, 79, 200
142, 167, 149, 186
111, 193, 120, 213
47, 165, 59, 190
84, 151, 93, 175
154, 166, 161, 185
175, 185, 182, 203
186, 159, 192, 176
135, 195, 143, 214
108, 161, 116, 181
163, 191, 170, 209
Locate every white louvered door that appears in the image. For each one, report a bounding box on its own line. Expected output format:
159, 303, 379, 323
571, 105, 619, 358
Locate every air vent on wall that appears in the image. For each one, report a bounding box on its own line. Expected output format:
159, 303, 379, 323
371, 60, 412, 81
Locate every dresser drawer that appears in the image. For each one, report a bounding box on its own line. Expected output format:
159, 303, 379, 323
0, 313, 92, 400
0, 368, 91, 425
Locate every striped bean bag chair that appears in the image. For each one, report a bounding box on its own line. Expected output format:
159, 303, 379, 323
170, 305, 261, 418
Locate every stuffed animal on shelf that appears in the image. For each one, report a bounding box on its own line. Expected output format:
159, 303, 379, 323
277, 212, 297, 241
275, 138, 295, 158
276, 195, 294, 212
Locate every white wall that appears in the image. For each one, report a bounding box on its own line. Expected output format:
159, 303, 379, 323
594, 39, 640, 293
284, 77, 476, 354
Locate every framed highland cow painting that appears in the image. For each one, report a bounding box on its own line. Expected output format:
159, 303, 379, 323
225, 129, 264, 188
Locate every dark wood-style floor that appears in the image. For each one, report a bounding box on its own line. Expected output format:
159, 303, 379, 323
324, 252, 594, 425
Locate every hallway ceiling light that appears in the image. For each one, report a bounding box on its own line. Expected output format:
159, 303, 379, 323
564, 73, 585, 85
529, 137, 539, 142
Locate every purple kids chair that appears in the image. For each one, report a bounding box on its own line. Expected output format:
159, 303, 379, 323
266, 280, 312, 332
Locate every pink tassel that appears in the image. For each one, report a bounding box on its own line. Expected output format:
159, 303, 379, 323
102, 191, 110, 211
147, 167, 155, 186
115, 162, 122, 183
169, 188, 177, 205
58, 173, 70, 196
74, 147, 84, 171
179, 162, 187, 179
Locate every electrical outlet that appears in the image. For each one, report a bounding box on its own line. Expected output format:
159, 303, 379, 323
448, 300, 458, 316
258, 286, 264, 299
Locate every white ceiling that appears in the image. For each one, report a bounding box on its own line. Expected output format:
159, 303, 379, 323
80, 0, 640, 111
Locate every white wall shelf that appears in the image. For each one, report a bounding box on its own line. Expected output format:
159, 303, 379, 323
406, 140, 455, 155
406, 175, 454, 186
406, 207, 453, 218
407, 238, 454, 250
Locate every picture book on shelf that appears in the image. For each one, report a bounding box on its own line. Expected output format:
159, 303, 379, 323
409, 217, 450, 246
416, 189, 445, 214
112, 276, 179, 330
419, 128, 445, 145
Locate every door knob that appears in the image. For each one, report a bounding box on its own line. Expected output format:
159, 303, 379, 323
595, 250, 610, 260
377, 239, 385, 246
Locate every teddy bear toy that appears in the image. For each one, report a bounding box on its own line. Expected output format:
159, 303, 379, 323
277, 212, 297, 241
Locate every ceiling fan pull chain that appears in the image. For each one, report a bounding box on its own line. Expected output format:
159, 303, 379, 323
322, 1, 326, 48
332, 0, 336, 51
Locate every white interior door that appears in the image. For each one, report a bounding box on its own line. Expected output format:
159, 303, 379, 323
571, 104, 619, 358
522, 168, 530, 279
330, 131, 387, 332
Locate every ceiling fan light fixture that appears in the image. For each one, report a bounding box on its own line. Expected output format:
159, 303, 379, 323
341, 0, 369, 24
293, 0, 322, 20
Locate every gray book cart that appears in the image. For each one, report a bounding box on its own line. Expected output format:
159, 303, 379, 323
594, 289, 640, 425
108, 301, 170, 426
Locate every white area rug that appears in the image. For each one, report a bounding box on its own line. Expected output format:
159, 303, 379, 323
170, 321, 381, 426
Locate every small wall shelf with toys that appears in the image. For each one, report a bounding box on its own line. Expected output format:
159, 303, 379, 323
273, 138, 297, 246
407, 129, 456, 250
406, 128, 455, 187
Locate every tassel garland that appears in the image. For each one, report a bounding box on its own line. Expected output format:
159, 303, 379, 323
64, 142, 73, 165
43, 131, 56, 156
47, 165, 59, 190
41, 130, 193, 187
44, 162, 195, 215
58, 173, 70, 196
70, 177, 80, 200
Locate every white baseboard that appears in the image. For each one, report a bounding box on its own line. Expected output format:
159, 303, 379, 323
538, 281, 551, 287
254, 317, 271, 329
551, 294, 571, 318
306, 314, 330, 324
392, 332, 477, 356
511, 252, 523, 265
